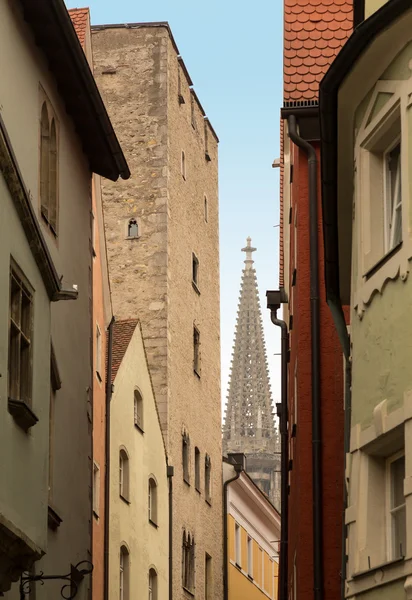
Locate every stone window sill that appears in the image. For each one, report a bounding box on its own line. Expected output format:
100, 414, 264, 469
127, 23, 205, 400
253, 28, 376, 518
48, 504, 63, 530
8, 398, 38, 431
134, 423, 144, 435
120, 494, 130, 505
149, 519, 158, 529
182, 586, 194, 597
192, 281, 200, 295
351, 556, 404, 580
364, 241, 402, 280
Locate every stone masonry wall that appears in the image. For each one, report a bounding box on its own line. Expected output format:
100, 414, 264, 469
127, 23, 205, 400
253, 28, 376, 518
92, 26, 170, 439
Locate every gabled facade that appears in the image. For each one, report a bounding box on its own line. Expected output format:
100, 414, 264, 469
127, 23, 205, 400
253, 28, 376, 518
0, 0, 127, 596
320, 1, 412, 598
109, 320, 168, 600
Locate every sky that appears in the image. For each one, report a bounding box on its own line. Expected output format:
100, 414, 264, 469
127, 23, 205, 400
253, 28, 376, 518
65, 0, 284, 416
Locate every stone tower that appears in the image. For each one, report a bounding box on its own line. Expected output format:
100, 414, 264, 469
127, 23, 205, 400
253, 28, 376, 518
223, 238, 280, 509
92, 23, 222, 600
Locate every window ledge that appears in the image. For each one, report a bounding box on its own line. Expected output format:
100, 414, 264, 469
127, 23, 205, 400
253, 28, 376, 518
192, 281, 200, 295
205, 152, 211, 162
48, 504, 63, 530
205, 498, 212, 506
195, 487, 201, 494
8, 398, 38, 431
126, 235, 140, 241
235, 563, 242, 570
364, 241, 403, 280
120, 494, 130, 505
149, 519, 158, 529
194, 368, 201, 379
248, 574, 254, 581
134, 424, 144, 434
96, 371, 102, 383
183, 478, 191, 487
93, 510, 99, 520
182, 586, 195, 597
352, 556, 404, 580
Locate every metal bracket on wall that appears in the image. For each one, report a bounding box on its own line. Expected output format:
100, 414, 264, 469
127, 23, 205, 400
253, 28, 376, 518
20, 561, 93, 600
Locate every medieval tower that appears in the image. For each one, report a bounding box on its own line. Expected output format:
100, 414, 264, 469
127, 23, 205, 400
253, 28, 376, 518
223, 238, 280, 509
92, 23, 222, 600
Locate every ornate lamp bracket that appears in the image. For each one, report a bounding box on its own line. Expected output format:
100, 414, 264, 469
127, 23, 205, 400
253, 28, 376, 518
20, 561, 93, 600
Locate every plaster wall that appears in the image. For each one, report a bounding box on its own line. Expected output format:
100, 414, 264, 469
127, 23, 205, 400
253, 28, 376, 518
0, 3, 93, 597
365, 0, 389, 19
109, 325, 168, 599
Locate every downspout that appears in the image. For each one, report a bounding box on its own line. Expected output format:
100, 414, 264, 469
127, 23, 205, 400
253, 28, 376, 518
223, 463, 243, 600
266, 293, 288, 600
287, 115, 323, 600
104, 316, 115, 600
167, 465, 174, 600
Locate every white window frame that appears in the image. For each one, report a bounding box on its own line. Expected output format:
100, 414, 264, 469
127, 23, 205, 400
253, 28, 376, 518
383, 138, 402, 254
386, 450, 406, 560
247, 536, 253, 578
235, 523, 241, 566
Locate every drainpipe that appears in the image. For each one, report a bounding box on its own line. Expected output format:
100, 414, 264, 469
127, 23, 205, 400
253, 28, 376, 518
167, 465, 174, 600
266, 292, 288, 600
104, 316, 115, 600
223, 461, 243, 600
287, 114, 323, 600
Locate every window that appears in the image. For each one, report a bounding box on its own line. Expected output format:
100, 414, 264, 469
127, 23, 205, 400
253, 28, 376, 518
134, 389, 143, 431
247, 536, 253, 578
191, 93, 196, 129
119, 449, 130, 502
235, 523, 241, 566
183, 432, 190, 484
182, 532, 195, 592
181, 151, 186, 180
204, 196, 208, 222
148, 568, 157, 600
120, 546, 129, 600
205, 454, 211, 504
205, 554, 212, 600
195, 447, 201, 492
193, 326, 200, 376
96, 324, 102, 380
387, 452, 406, 559
9, 265, 33, 405
148, 477, 158, 525
384, 141, 401, 252
93, 462, 100, 517
40, 100, 58, 235
127, 218, 139, 239
192, 253, 199, 288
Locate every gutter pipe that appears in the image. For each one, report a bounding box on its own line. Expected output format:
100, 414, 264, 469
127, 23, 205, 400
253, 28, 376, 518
104, 316, 115, 600
266, 294, 288, 600
287, 115, 323, 600
223, 463, 243, 600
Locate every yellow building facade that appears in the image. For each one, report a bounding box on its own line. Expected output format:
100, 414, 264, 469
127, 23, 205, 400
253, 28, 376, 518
224, 456, 280, 600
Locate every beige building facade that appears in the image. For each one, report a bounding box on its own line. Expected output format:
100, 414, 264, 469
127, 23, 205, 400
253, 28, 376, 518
92, 23, 223, 600
109, 320, 168, 600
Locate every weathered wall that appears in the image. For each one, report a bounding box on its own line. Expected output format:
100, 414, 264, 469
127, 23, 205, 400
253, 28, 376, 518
109, 323, 168, 599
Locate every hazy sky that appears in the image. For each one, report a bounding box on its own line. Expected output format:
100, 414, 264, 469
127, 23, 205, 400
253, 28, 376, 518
66, 0, 284, 415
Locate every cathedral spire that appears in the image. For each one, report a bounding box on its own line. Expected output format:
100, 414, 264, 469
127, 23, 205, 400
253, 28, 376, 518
223, 238, 280, 508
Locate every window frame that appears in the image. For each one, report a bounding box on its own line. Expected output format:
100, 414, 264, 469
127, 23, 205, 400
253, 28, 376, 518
182, 531, 195, 593
195, 447, 201, 492
134, 388, 144, 432
204, 195, 208, 223
181, 150, 186, 180
95, 323, 102, 381
120, 545, 129, 600
385, 450, 406, 560
148, 568, 157, 600
205, 554, 212, 600
93, 461, 100, 517
247, 536, 253, 579
193, 326, 200, 377
119, 448, 130, 503
127, 218, 139, 239
183, 432, 190, 485
383, 138, 402, 254
148, 477, 158, 526
205, 454, 211, 505
39, 94, 59, 238
235, 522, 241, 567
192, 253, 199, 291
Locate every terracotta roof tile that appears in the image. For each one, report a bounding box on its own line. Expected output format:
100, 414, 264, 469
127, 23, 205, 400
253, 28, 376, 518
110, 319, 139, 384
284, 0, 353, 102
68, 7, 89, 50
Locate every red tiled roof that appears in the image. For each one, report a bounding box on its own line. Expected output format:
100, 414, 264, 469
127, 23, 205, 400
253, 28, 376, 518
68, 7, 89, 50
110, 319, 139, 384
284, 0, 353, 102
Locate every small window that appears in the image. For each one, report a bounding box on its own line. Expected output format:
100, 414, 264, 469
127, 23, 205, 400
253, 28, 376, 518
183, 432, 190, 484
120, 546, 129, 600
205, 554, 212, 600
191, 93, 196, 129
40, 100, 58, 236
182, 531, 195, 592
384, 142, 402, 252
96, 324, 102, 380
9, 265, 33, 405
134, 389, 143, 431
235, 523, 241, 566
195, 447, 201, 492
387, 452, 406, 559
127, 218, 139, 239
192, 253, 199, 288
205, 454, 211, 504
247, 536, 253, 578
119, 449, 130, 502
93, 462, 100, 517
148, 568, 158, 600
204, 196, 208, 222
193, 327, 200, 376
181, 151, 186, 180
148, 477, 158, 525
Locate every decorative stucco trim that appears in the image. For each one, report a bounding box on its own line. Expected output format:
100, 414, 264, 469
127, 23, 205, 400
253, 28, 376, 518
347, 555, 412, 597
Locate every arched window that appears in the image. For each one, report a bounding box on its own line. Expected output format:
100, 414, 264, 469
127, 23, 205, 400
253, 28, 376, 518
182, 531, 195, 592
128, 218, 138, 238
40, 103, 50, 221
119, 449, 130, 501
49, 119, 58, 233
148, 477, 158, 525
148, 568, 158, 600
134, 389, 143, 431
120, 545, 129, 600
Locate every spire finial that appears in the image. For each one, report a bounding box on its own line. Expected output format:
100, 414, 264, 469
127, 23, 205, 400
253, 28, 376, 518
241, 236, 257, 267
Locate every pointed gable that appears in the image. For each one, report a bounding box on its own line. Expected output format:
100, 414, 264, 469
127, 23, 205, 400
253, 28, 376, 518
110, 319, 139, 384
68, 8, 89, 50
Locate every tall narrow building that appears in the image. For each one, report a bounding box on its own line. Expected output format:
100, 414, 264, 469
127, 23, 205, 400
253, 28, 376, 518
223, 238, 280, 509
